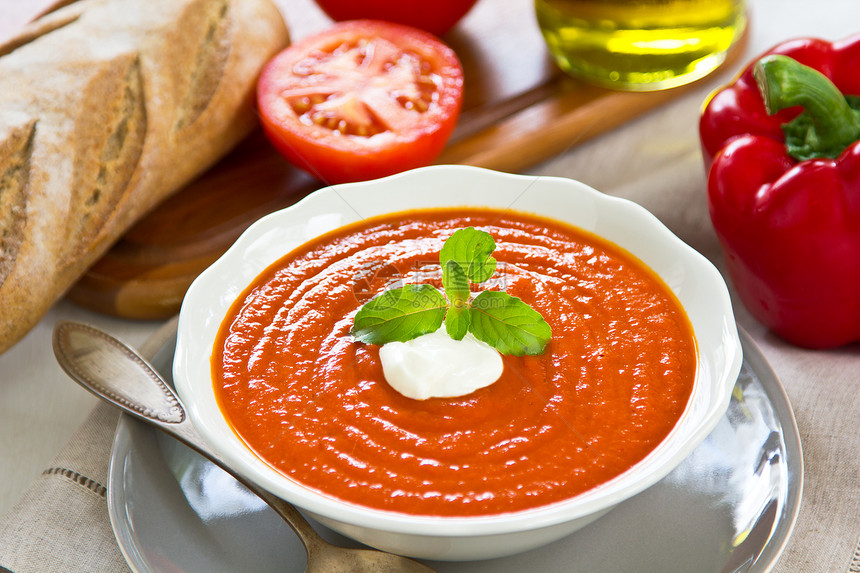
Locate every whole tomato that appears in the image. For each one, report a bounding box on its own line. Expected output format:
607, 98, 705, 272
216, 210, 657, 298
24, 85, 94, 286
313, 0, 480, 37
257, 20, 464, 184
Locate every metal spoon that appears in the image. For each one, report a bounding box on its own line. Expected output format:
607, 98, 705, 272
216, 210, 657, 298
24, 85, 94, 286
52, 320, 437, 573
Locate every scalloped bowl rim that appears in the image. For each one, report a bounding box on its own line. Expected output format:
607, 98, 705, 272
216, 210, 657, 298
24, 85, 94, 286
174, 165, 742, 538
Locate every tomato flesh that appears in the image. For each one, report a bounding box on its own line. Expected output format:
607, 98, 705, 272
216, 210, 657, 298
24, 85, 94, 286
257, 20, 464, 184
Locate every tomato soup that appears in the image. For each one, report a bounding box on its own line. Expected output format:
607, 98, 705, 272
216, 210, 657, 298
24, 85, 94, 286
212, 208, 697, 516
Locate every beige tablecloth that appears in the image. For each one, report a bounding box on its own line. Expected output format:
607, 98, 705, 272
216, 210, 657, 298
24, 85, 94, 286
1, 40, 859, 573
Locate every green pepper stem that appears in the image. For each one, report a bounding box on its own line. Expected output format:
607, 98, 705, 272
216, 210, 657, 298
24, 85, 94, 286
754, 54, 860, 160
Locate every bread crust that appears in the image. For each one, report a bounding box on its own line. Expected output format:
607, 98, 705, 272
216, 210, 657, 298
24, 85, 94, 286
0, 0, 289, 353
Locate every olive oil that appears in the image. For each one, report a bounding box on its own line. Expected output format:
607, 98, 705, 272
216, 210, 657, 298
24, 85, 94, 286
535, 0, 747, 90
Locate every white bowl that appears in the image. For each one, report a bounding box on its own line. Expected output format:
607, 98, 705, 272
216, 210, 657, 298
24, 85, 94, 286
174, 165, 742, 561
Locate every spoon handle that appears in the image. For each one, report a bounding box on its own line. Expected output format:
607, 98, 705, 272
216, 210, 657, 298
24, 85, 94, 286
51, 320, 325, 550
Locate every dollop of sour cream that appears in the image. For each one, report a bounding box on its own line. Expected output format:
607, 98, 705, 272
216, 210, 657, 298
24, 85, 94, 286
379, 328, 504, 400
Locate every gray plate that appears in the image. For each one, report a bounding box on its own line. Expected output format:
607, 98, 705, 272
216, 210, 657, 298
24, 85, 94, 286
108, 329, 803, 573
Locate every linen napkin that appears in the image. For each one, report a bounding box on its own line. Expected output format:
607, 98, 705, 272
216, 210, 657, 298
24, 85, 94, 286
0, 319, 176, 573
1, 83, 858, 572
0, 403, 130, 573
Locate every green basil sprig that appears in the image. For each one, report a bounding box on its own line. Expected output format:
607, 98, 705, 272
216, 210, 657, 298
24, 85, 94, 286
351, 227, 551, 356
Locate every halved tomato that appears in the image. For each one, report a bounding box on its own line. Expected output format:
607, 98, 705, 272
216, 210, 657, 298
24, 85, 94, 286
256, 20, 464, 184
313, 0, 480, 37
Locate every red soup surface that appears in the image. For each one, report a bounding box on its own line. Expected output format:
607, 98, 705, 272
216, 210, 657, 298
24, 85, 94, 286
213, 208, 697, 517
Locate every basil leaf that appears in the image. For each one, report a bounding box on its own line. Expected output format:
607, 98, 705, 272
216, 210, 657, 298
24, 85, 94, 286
445, 305, 471, 341
442, 259, 470, 308
351, 284, 446, 345
439, 227, 497, 284
469, 291, 551, 356
443, 260, 471, 340
351, 226, 553, 355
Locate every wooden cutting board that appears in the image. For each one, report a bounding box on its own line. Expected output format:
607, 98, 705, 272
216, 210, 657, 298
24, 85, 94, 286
26, 0, 743, 319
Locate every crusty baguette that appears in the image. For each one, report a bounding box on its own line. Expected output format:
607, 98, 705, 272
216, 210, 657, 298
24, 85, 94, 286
0, 0, 289, 354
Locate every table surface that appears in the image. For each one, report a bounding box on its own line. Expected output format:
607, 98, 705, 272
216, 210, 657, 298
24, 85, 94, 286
1, 0, 857, 565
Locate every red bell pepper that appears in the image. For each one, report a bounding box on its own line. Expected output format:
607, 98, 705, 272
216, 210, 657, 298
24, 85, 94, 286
700, 35, 860, 349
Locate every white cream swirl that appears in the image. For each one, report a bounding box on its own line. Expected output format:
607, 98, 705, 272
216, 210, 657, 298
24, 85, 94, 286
379, 328, 503, 400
